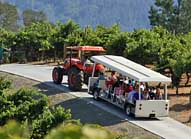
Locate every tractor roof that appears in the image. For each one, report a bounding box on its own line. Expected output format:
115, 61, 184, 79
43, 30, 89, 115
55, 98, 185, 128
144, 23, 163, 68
67, 46, 105, 52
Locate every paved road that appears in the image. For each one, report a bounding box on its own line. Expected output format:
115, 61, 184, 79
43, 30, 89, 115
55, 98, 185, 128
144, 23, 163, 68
1, 63, 191, 139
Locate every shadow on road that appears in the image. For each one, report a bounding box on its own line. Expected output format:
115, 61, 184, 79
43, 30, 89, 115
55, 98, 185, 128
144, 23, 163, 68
33, 81, 88, 95
170, 103, 191, 112
56, 97, 127, 126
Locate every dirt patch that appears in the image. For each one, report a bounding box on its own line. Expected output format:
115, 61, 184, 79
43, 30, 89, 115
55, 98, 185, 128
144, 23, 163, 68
0, 71, 160, 138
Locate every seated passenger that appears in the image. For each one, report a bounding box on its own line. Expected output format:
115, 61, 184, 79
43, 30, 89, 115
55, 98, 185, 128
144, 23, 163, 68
149, 87, 157, 100
127, 86, 137, 105
142, 88, 150, 100
112, 76, 121, 91
94, 71, 105, 88
131, 79, 135, 86
127, 85, 143, 105
122, 78, 129, 96
108, 71, 117, 84
140, 82, 145, 91
156, 87, 162, 100
106, 71, 117, 89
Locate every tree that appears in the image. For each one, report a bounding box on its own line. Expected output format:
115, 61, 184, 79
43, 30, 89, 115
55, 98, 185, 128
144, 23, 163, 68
107, 32, 129, 56
95, 24, 120, 49
0, 28, 14, 49
149, 0, 175, 33
123, 27, 170, 65
13, 22, 55, 62
157, 35, 187, 94
149, 0, 191, 34
179, 0, 191, 33
51, 20, 81, 60
23, 10, 47, 26
0, 2, 19, 31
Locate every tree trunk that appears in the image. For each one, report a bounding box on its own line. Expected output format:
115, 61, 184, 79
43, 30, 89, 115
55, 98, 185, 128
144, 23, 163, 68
41, 51, 44, 61
176, 86, 179, 95
185, 72, 190, 86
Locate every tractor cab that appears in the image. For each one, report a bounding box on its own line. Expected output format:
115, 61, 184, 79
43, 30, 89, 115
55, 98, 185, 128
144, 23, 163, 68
64, 46, 105, 74
52, 46, 105, 91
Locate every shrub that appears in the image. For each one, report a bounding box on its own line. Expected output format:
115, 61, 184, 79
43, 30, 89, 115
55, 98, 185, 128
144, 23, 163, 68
45, 123, 117, 139
31, 106, 72, 139
0, 96, 16, 126
13, 51, 27, 63
8, 88, 49, 121
0, 77, 12, 95
2, 52, 10, 64
0, 120, 29, 139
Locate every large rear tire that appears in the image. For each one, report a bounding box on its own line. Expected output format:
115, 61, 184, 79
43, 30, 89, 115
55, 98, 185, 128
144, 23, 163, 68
52, 67, 63, 84
68, 67, 83, 91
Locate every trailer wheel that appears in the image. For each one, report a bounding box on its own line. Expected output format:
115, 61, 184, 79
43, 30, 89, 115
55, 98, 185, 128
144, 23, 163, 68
52, 67, 63, 84
93, 89, 100, 100
124, 103, 134, 117
125, 105, 131, 116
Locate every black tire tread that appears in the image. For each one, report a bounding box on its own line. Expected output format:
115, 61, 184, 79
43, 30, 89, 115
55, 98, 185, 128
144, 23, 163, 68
52, 67, 63, 84
68, 67, 83, 91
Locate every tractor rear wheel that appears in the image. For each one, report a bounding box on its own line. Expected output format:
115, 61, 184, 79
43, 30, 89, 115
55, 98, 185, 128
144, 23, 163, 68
52, 67, 63, 84
68, 67, 83, 91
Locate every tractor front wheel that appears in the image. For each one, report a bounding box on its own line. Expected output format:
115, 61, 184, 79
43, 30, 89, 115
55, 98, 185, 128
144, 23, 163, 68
52, 67, 63, 84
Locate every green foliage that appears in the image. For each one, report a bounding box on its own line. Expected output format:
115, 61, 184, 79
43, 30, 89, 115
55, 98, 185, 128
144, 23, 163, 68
13, 51, 26, 63
8, 88, 49, 122
31, 108, 55, 139
0, 121, 29, 139
0, 121, 119, 139
0, 79, 73, 139
32, 106, 71, 139
149, 0, 191, 34
0, 77, 12, 94
23, 10, 47, 26
2, 52, 10, 64
96, 24, 120, 48
0, 28, 15, 49
0, 2, 19, 31
13, 22, 55, 61
123, 27, 170, 64
45, 123, 116, 139
53, 106, 72, 125
107, 32, 129, 56
0, 96, 16, 126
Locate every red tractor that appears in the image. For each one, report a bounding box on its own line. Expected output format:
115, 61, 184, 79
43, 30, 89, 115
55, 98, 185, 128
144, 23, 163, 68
52, 46, 105, 91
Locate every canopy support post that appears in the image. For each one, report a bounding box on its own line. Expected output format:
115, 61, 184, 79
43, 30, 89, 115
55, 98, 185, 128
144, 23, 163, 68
92, 62, 96, 77
165, 84, 167, 100
138, 82, 141, 100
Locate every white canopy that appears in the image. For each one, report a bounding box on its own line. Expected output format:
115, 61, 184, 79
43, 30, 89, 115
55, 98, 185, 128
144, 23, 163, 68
91, 55, 171, 83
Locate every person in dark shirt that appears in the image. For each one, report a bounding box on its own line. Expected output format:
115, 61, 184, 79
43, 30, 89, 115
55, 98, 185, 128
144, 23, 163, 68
149, 87, 157, 100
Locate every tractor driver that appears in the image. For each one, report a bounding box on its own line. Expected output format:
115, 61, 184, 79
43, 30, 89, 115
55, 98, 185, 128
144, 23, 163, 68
83, 56, 93, 67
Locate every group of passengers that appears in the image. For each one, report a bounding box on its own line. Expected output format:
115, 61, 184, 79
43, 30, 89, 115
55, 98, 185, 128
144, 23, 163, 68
94, 71, 163, 105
